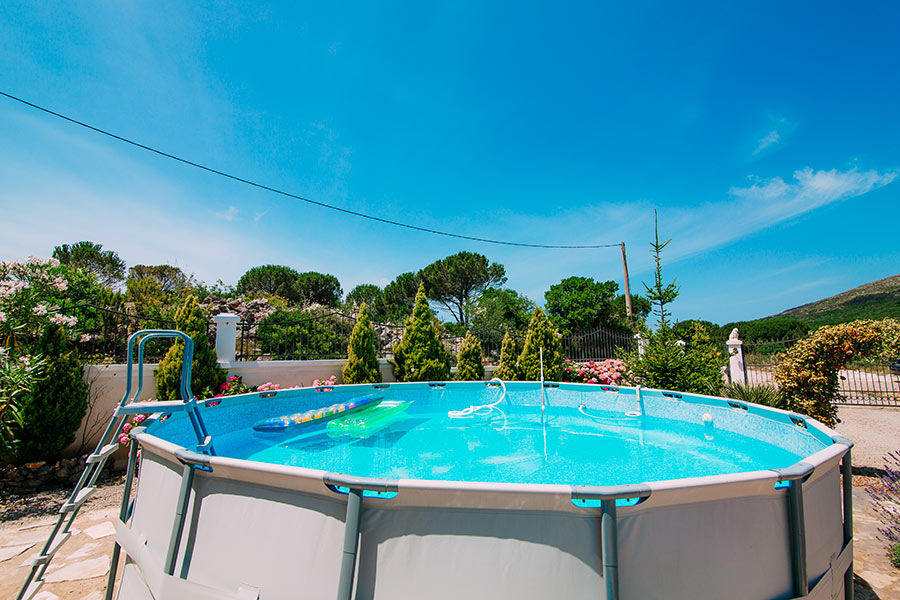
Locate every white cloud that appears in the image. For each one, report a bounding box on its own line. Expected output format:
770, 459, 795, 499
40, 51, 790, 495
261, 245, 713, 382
253, 209, 269, 224
215, 205, 239, 221
753, 129, 781, 155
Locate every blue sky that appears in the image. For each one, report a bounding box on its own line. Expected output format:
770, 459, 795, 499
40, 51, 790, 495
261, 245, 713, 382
1, 1, 897, 324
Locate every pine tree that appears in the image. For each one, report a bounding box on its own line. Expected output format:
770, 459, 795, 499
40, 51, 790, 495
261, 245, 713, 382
493, 331, 519, 380
13, 325, 88, 460
456, 330, 484, 381
342, 303, 382, 384
391, 283, 450, 382
155, 295, 225, 400
517, 308, 564, 380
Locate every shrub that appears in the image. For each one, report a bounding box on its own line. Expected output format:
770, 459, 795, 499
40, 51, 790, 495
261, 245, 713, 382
155, 295, 225, 400
256, 308, 351, 359
719, 382, 788, 409
203, 374, 252, 399
342, 303, 382, 384
456, 331, 484, 381
0, 350, 46, 455
774, 319, 885, 427
517, 308, 564, 380
391, 284, 450, 382
624, 323, 727, 394
563, 359, 628, 385
13, 325, 89, 461
493, 331, 519, 380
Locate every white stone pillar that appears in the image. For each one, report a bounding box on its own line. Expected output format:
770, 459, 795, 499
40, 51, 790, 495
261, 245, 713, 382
213, 313, 239, 365
635, 333, 647, 356
726, 328, 747, 386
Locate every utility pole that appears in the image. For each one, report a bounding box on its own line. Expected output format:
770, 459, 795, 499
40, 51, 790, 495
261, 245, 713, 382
620, 242, 633, 318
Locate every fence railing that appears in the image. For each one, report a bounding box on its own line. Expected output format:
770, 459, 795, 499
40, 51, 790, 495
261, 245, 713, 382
63, 304, 178, 363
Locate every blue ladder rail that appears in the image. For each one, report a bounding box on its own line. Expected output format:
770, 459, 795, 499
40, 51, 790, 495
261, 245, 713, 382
16, 329, 215, 600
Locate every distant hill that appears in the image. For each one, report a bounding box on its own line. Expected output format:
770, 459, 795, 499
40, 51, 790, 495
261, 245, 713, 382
770, 274, 900, 326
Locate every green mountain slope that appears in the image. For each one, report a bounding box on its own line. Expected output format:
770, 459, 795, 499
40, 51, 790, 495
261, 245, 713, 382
770, 274, 900, 326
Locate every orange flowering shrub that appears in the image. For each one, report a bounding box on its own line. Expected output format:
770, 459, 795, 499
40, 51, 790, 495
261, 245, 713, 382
774, 319, 890, 427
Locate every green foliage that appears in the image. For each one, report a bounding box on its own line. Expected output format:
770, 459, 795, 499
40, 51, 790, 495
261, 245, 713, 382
517, 308, 564, 380
419, 252, 506, 326
718, 318, 810, 343
257, 309, 351, 359
128, 264, 189, 294
376, 272, 421, 322
235, 265, 342, 307
0, 351, 46, 456
719, 382, 788, 410
467, 288, 533, 358
13, 325, 88, 460
346, 284, 382, 311
236, 265, 302, 300
544, 276, 623, 336
154, 295, 224, 400
342, 304, 382, 384
53, 241, 125, 289
493, 331, 519, 380
672, 319, 718, 341
391, 284, 450, 381
774, 319, 888, 427
613, 293, 652, 324
643, 211, 680, 330
624, 323, 727, 394
891, 543, 900, 570
295, 271, 343, 307
456, 331, 484, 381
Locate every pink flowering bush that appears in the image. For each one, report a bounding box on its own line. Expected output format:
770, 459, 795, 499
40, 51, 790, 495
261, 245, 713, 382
0, 257, 79, 347
563, 359, 629, 385
312, 375, 337, 389
257, 381, 281, 392
202, 374, 251, 399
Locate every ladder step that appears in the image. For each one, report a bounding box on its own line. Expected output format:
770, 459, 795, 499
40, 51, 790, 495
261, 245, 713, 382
60, 487, 95, 513
117, 400, 190, 415
30, 532, 70, 566
19, 579, 44, 600
86, 443, 119, 464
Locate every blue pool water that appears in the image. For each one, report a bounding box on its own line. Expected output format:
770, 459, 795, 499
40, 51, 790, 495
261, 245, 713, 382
147, 383, 830, 487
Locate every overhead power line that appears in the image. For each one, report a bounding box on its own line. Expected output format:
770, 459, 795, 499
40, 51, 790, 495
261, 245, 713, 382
1, 90, 621, 250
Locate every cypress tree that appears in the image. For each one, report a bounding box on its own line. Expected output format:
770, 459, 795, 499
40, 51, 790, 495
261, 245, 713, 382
517, 308, 564, 381
493, 331, 519, 381
155, 295, 225, 400
13, 325, 88, 460
456, 330, 484, 381
391, 283, 450, 382
342, 303, 382, 384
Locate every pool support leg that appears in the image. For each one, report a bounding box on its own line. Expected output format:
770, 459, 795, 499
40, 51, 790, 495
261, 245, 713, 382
337, 488, 363, 600
600, 499, 619, 600
787, 478, 808, 597
105, 440, 140, 600
841, 449, 853, 600
165, 461, 196, 576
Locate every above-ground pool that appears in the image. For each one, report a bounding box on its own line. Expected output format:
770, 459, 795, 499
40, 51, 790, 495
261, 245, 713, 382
115, 381, 854, 600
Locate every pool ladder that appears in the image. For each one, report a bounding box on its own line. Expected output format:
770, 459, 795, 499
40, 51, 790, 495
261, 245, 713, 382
16, 329, 215, 600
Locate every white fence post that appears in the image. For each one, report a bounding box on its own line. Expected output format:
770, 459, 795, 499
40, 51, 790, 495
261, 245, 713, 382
213, 313, 239, 365
635, 333, 647, 356
726, 328, 747, 386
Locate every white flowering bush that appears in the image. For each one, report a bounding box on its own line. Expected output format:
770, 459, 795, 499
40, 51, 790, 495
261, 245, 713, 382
0, 257, 78, 348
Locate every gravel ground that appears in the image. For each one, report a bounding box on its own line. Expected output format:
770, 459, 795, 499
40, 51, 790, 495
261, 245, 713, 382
836, 405, 900, 470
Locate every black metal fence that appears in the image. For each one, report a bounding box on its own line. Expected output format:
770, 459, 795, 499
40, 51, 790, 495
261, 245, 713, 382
561, 327, 636, 361
64, 304, 178, 363
738, 337, 900, 406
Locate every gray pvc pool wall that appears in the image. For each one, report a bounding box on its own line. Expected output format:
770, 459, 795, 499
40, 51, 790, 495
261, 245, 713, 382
115, 381, 854, 600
